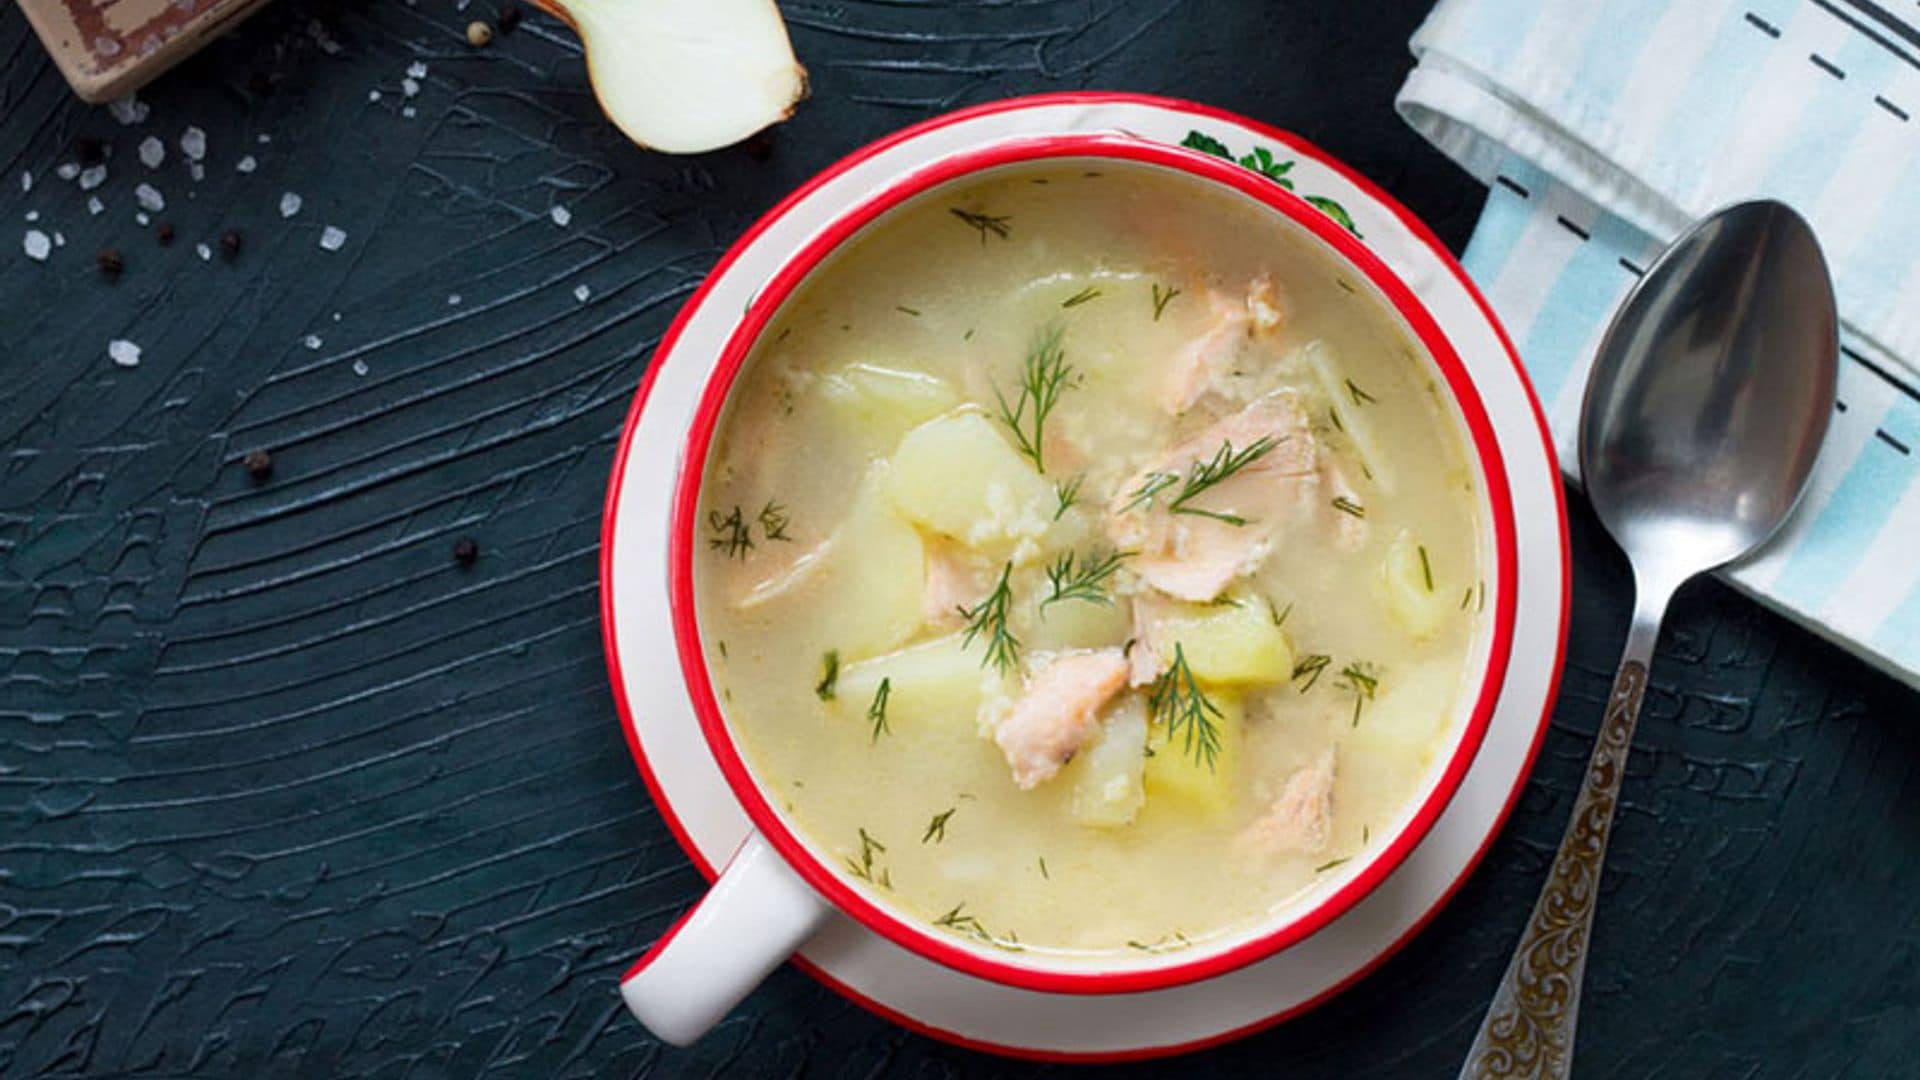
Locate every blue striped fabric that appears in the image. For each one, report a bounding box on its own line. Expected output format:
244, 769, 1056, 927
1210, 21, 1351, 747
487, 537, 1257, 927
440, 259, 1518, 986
1398, 0, 1920, 687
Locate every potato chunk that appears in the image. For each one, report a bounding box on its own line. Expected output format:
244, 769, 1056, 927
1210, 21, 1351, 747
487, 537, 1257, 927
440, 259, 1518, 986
838, 633, 986, 730
818, 363, 958, 436
1065, 695, 1148, 827
1380, 529, 1447, 639
1143, 692, 1243, 817
884, 411, 1055, 553
1142, 597, 1294, 686
811, 464, 925, 657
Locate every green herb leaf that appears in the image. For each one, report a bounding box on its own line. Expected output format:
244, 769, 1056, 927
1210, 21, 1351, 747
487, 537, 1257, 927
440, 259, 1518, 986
758, 501, 791, 542
867, 677, 892, 742
1041, 548, 1128, 610
1339, 661, 1379, 726
847, 827, 888, 885
707, 505, 754, 559
1148, 643, 1224, 772
1331, 495, 1366, 518
1060, 286, 1102, 308
950, 207, 1012, 243
923, 806, 955, 844
815, 650, 840, 701
1292, 653, 1332, 692
1151, 282, 1181, 321
1053, 473, 1084, 521
1345, 378, 1377, 405
1418, 545, 1434, 592
961, 562, 1021, 674
1314, 857, 1350, 874
992, 323, 1073, 474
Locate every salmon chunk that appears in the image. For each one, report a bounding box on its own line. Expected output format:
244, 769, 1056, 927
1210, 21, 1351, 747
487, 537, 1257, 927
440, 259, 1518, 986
1107, 390, 1318, 602
1159, 277, 1285, 414
994, 648, 1130, 789
1244, 751, 1335, 854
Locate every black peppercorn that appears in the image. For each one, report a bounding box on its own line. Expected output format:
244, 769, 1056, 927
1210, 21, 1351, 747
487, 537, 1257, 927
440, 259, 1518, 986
242, 448, 273, 480
220, 230, 243, 258
156, 222, 175, 245
452, 537, 479, 566
96, 248, 123, 278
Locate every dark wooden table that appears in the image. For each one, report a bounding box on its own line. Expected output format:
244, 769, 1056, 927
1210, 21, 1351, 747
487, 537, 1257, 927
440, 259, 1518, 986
4, 2, 1917, 1075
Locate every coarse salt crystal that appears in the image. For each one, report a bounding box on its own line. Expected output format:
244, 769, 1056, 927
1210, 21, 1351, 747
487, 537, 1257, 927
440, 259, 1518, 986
56, 162, 80, 181
23, 229, 50, 260
52, 232, 64, 247
258, 133, 271, 145
108, 95, 149, 125
279, 192, 303, 218
19, 171, 30, 193
236, 155, 257, 174
88, 196, 104, 216
368, 89, 383, 103
319, 225, 347, 251
401, 77, 420, 98
135, 212, 149, 226
196, 242, 212, 261
549, 205, 571, 227
407, 61, 428, 79
180, 126, 206, 161
108, 339, 141, 367
402, 106, 417, 119
304, 334, 323, 350
138, 136, 165, 168
24, 210, 37, 222
79, 165, 106, 191
135, 183, 165, 212
189, 162, 205, 182
573, 284, 591, 303
352, 359, 369, 376
447, 293, 462, 305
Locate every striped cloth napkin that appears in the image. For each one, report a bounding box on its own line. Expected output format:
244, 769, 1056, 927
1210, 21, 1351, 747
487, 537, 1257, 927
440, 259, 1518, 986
1397, 0, 1920, 689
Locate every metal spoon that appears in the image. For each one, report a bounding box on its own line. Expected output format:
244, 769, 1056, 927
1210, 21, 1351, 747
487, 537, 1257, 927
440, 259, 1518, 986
1460, 201, 1837, 1079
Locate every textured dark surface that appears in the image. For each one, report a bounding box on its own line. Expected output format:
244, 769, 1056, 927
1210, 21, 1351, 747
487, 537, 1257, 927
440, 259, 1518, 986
3, 2, 1918, 1076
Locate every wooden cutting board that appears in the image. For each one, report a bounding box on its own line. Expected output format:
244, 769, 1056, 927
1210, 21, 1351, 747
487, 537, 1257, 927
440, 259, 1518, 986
17, 0, 274, 103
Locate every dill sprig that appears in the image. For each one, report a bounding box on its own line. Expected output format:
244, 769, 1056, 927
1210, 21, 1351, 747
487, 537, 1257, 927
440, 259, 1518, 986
961, 562, 1021, 674
933, 902, 991, 941
1122, 436, 1281, 526
846, 827, 891, 888
1292, 653, 1331, 691
815, 650, 840, 701
1053, 473, 1084, 520
993, 324, 1073, 474
1041, 548, 1127, 610
758, 501, 791, 542
923, 807, 955, 844
951, 207, 1012, 243
707, 505, 754, 559
1418, 545, 1434, 591
867, 677, 892, 742
1061, 286, 1102, 308
1314, 857, 1350, 874
1339, 661, 1380, 726
1151, 283, 1180, 321
1345, 378, 1377, 405
1148, 643, 1224, 772
1331, 494, 1366, 518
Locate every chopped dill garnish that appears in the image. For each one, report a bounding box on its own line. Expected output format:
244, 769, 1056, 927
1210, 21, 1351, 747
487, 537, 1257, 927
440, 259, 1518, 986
933, 902, 990, 941
1061, 286, 1102, 308
1363, 825, 1371, 844
1328, 406, 1345, 432
1314, 857, 1350, 874
993, 323, 1073, 474
961, 562, 1021, 674
1460, 586, 1474, 610
1037, 856, 1050, 880
1418, 545, 1434, 591
1292, 653, 1332, 691
1331, 495, 1366, 518
1345, 378, 1377, 405
1477, 581, 1487, 612
867, 678, 892, 742
847, 827, 889, 887
964, 328, 975, 341
1041, 548, 1127, 610
758, 501, 791, 542
1148, 643, 1224, 772
1124, 437, 1281, 525
1339, 662, 1380, 726
1335, 276, 1357, 294
923, 807, 955, 844
950, 207, 1012, 243
896, 305, 922, 317
1267, 598, 1292, 627
1054, 473, 1085, 520
707, 505, 754, 559
815, 650, 840, 701
1151, 283, 1181, 321
1125, 931, 1192, 953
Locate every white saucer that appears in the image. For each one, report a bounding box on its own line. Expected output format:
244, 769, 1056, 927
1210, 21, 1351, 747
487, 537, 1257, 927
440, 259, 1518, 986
599, 93, 1570, 1063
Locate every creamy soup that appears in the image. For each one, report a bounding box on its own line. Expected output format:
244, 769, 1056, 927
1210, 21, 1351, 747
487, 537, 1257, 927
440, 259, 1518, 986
692, 160, 1489, 960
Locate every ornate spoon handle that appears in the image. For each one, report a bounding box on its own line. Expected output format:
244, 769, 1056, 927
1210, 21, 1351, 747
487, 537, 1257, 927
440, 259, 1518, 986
1459, 599, 1663, 1079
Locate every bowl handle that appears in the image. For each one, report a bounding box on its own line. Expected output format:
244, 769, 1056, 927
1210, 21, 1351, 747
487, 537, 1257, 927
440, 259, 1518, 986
620, 832, 832, 1045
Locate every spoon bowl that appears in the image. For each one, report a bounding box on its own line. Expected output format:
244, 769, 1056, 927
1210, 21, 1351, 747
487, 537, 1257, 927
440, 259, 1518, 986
1580, 201, 1838, 592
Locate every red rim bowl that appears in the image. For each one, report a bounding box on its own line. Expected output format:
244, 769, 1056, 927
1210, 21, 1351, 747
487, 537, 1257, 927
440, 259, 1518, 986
665, 132, 1520, 996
